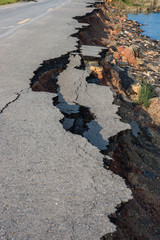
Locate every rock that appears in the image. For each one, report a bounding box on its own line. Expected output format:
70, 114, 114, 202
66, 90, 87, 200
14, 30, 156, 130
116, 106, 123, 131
117, 45, 125, 54
90, 66, 103, 79
147, 97, 160, 125
62, 118, 75, 130
130, 120, 140, 138
146, 63, 159, 73
130, 44, 141, 58
111, 59, 116, 65
119, 16, 127, 22
119, 70, 135, 90
123, 47, 137, 66
117, 46, 137, 66
127, 172, 139, 185
155, 87, 160, 97
121, 94, 133, 107
139, 43, 148, 52
92, 38, 104, 46
131, 82, 141, 94
103, 63, 112, 73
104, 53, 114, 63
113, 64, 124, 73
143, 170, 157, 179
141, 126, 152, 140
116, 60, 129, 67
121, 56, 128, 62
113, 51, 121, 60
109, 46, 117, 52
136, 58, 144, 65
113, 65, 135, 90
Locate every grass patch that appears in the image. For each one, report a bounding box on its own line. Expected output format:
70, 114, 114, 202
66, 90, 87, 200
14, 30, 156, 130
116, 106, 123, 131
0, 0, 19, 5
121, 0, 135, 6
112, 0, 137, 8
137, 82, 154, 108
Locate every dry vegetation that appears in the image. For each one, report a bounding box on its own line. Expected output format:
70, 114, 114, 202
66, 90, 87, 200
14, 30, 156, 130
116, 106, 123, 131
0, 0, 19, 5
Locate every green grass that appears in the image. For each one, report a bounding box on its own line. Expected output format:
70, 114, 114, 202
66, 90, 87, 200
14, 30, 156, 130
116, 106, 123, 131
112, 0, 137, 8
137, 82, 154, 108
0, 0, 19, 5
121, 0, 135, 6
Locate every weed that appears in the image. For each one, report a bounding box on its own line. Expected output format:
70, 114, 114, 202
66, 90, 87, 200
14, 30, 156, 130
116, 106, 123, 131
137, 81, 154, 108
0, 0, 19, 5
112, 0, 138, 8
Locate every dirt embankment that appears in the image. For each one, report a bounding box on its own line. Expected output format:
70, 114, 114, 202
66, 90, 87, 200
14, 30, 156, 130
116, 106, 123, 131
75, 1, 160, 239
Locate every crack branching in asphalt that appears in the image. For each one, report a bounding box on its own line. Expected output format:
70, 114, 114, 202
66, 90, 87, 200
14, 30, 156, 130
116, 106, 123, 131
29, 50, 132, 239
30, 52, 97, 138
29, 4, 132, 239
0, 94, 20, 114
0, 88, 29, 114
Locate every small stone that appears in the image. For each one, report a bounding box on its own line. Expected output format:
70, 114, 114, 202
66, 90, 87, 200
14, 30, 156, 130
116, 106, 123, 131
136, 58, 144, 65
123, 47, 137, 66
113, 52, 121, 60
148, 97, 160, 125
104, 54, 114, 63
90, 66, 103, 79
147, 63, 159, 73
131, 83, 141, 94
130, 120, 140, 138
62, 118, 74, 130
117, 45, 125, 54
111, 59, 116, 65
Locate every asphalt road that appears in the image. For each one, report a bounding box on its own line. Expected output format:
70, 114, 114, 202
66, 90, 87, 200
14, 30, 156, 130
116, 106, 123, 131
0, 0, 132, 239
0, 0, 68, 39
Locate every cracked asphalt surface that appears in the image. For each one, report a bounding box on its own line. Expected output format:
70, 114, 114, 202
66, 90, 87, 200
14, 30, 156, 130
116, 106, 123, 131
0, 0, 132, 239
58, 54, 131, 150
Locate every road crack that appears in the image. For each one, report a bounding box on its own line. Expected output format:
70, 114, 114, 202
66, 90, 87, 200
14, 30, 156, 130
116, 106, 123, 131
0, 88, 29, 114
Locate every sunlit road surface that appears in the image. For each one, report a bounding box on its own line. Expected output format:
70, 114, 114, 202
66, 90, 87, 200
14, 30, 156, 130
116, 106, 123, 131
0, 1, 132, 239
0, 0, 67, 39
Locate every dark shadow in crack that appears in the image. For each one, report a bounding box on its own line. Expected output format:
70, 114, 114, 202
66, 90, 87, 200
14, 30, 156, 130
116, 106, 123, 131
30, 52, 109, 150
53, 88, 109, 150
86, 73, 101, 84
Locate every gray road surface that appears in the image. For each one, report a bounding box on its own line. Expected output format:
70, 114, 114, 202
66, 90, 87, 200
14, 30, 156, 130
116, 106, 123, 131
0, 0, 68, 39
0, 0, 132, 239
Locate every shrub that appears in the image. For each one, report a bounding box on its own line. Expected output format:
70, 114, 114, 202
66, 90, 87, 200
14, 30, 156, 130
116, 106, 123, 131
112, 0, 135, 7
0, 0, 19, 5
137, 81, 154, 108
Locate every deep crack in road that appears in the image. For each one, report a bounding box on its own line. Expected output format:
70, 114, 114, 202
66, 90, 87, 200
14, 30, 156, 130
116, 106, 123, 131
0, 1, 132, 239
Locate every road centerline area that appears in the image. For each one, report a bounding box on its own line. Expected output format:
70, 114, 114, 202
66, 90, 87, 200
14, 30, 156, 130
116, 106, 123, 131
0, 0, 70, 39
18, 18, 30, 25
48, 8, 53, 11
